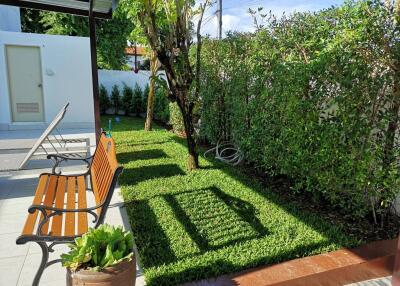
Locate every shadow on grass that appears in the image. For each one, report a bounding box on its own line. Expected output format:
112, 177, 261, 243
119, 164, 186, 186
120, 125, 357, 286
164, 186, 268, 252
128, 199, 178, 268
118, 149, 169, 164
150, 241, 332, 286
128, 186, 269, 270
169, 136, 350, 249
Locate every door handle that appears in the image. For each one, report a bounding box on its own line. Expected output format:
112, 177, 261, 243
38, 83, 42, 88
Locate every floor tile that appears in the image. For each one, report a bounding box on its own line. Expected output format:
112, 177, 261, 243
0, 255, 26, 286
0, 232, 29, 259
17, 252, 66, 286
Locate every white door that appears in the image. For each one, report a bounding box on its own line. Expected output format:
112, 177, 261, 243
6, 45, 44, 122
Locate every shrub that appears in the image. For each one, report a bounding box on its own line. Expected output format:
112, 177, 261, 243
61, 224, 134, 271
121, 84, 133, 115
110, 85, 121, 115
142, 84, 150, 111
198, 1, 400, 222
99, 84, 110, 115
131, 83, 143, 116
169, 102, 184, 134
154, 86, 170, 123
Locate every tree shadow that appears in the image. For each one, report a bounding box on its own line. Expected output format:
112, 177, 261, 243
118, 149, 169, 164
119, 164, 186, 186
164, 186, 268, 253
169, 136, 354, 250
126, 199, 177, 268
119, 127, 358, 286
147, 241, 331, 286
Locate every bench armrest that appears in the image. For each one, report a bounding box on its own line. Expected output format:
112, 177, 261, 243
29, 203, 103, 235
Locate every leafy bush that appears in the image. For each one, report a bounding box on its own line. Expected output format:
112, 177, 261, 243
169, 102, 184, 134
99, 84, 110, 115
110, 85, 121, 115
154, 86, 170, 123
121, 84, 133, 115
142, 84, 150, 111
131, 83, 143, 116
199, 1, 400, 221
61, 224, 134, 271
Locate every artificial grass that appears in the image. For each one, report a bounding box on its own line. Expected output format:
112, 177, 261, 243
103, 116, 359, 286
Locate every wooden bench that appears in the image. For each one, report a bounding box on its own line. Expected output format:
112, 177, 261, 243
16, 133, 123, 286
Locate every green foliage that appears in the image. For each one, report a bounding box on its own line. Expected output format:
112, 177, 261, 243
169, 103, 185, 133
142, 84, 150, 111
39, 11, 130, 70
199, 1, 400, 219
61, 224, 134, 271
20, 8, 46, 33
99, 84, 110, 115
111, 85, 121, 115
101, 116, 357, 286
122, 84, 134, 115
131, 84, 143, 116
154, 86, 170, 123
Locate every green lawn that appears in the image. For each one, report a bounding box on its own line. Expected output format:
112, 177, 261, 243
103, 116, 358, 286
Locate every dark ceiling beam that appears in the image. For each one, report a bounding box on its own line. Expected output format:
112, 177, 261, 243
0, 0, 112, 19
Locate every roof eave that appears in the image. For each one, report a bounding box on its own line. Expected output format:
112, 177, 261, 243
2, 0, 113, 19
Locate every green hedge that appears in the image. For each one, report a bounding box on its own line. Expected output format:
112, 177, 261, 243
199, 0, 400, 220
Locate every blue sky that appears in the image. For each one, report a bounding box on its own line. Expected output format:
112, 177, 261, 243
200, 0, 345, 37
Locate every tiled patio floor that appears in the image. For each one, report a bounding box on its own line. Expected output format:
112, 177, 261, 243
0, 168, 144, 286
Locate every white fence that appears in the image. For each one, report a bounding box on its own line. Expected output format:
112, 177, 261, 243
98, 69, 165, 94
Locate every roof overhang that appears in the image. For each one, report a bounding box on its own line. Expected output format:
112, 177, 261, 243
1, 0, 116, 19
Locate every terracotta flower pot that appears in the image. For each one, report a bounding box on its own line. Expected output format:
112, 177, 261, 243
66, 256, 136, 286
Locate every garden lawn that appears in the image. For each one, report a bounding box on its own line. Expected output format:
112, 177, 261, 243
103, 116, 359, 286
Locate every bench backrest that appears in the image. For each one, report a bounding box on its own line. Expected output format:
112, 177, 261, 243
89, 133, 123, 225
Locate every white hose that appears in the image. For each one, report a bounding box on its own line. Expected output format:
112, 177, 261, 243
204, 140, 244, 166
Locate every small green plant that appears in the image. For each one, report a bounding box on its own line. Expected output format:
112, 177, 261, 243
111, 85, 121, 115
169, 102, 185, 134
142, 84, 150, 111
154, 85, 170, 123
131, 83, 143, 116
61, 224, 134, 271
122, 84, 133, 115
99, 84, 110, 115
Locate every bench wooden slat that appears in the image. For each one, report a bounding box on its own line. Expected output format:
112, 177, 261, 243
64, 177, 76, 237
77, 176, 88, 235
39, 175, 58, 235
22, 175, 49, 236
90, 168, 102, 214
100, 168, 113, 202
51, 176, 66, 236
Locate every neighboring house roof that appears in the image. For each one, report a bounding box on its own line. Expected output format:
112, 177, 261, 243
125, 46, 147, 56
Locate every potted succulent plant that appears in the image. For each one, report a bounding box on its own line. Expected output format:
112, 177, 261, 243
61, 224, 136, 286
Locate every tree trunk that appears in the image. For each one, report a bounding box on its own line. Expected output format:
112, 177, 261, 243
177, 90, 199, 170
145, 51, 158, 131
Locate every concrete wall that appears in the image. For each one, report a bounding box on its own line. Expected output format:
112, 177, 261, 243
0, 31, 94, 130
0, 5, 21, 32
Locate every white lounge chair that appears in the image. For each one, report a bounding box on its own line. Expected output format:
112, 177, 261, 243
18, 103, 90, 169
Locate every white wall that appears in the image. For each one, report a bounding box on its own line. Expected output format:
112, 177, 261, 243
98, 69, 155, 94
0, 31, 94, 130
0, 5, 21, 32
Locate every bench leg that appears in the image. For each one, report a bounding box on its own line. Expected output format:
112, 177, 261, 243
32, 242, 49, 286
